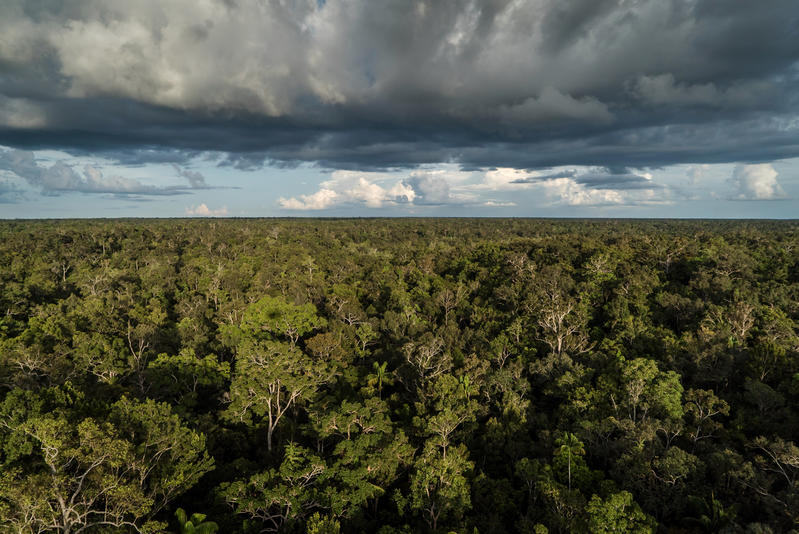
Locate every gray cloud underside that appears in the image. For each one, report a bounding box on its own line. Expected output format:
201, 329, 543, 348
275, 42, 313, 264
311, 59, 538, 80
0, 178, 22, 202
0, 0, 797, 170
512, 167, 661, 190
0, 149, 210, 196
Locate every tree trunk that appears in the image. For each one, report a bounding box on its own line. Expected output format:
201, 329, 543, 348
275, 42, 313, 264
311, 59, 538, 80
567, 448, 571, 491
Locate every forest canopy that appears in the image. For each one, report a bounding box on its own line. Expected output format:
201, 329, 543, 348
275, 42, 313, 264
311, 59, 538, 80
0, 218, 798, 533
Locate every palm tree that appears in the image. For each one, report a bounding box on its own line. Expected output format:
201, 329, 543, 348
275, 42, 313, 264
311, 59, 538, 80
372, 360, 391, 399
175, 508, 218, 534
554, 432, 585, 491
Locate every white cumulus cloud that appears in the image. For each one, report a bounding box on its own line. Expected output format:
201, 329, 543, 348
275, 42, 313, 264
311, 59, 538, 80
279, 170, 399, 210
279, 169, 475, 210
185, 203, 228, 216
278, 188, 339, 210
729, 164, 786, 200
278, 164, 675, 211
538, 177, 625, 206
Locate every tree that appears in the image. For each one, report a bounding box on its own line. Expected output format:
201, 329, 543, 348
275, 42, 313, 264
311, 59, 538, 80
422, 374, 479, 460
586, 491, 655, 533
222, 442, 326, 532
0, 389, 213, 534
366, 360, 394, 400
528, 267, 592, 362
240, 295, 326, 347
409, 441, 473, 531
735, 437, 799, 526
316, 398, 413, 518
225, 339, 332, 451
618, 358, 684, 424
553, 433, 585, 492
683, 388, 729, 445
401, 335, 451, 396
146, 349, 230, 414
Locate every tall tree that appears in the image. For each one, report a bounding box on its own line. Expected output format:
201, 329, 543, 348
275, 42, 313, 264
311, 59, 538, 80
225, 339, 331, 451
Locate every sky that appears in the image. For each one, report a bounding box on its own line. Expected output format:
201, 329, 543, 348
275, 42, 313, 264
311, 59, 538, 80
0, 0, 798, 218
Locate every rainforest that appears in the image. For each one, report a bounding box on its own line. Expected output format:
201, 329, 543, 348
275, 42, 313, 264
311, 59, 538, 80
1, 218, 798, 534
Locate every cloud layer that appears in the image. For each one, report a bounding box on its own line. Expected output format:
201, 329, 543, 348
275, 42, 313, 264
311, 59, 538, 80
279, 166, 672, 211
0, 149, 208, 197
0, 0, 797, 171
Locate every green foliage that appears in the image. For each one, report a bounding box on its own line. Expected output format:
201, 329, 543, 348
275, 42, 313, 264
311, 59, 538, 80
316, 398, 414, 517
241, 295, 326, 346
0, 219, 798, 533
147, 349, 230, 412
553, 432, 588, 492
409, 441, 473, 531
0, 389, 212, 533
306, 512, 341, 534
175, 507, 219, 534
685, 492, 737, 532
586, 491, 655, 533
225, 338, 332, 451
222, 442, 327, 532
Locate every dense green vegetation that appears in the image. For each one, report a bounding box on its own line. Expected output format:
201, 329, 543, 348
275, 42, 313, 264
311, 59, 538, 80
1, 218, 798, 533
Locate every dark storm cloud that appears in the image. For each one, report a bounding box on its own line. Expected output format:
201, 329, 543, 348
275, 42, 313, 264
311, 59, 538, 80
512, 170, 577, 183
0, 0, 797, 171
540, 0, 619, 54
574, 171, 661, 190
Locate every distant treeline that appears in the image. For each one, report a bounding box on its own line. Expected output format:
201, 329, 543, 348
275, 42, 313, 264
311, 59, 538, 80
1, 218, 798, 533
